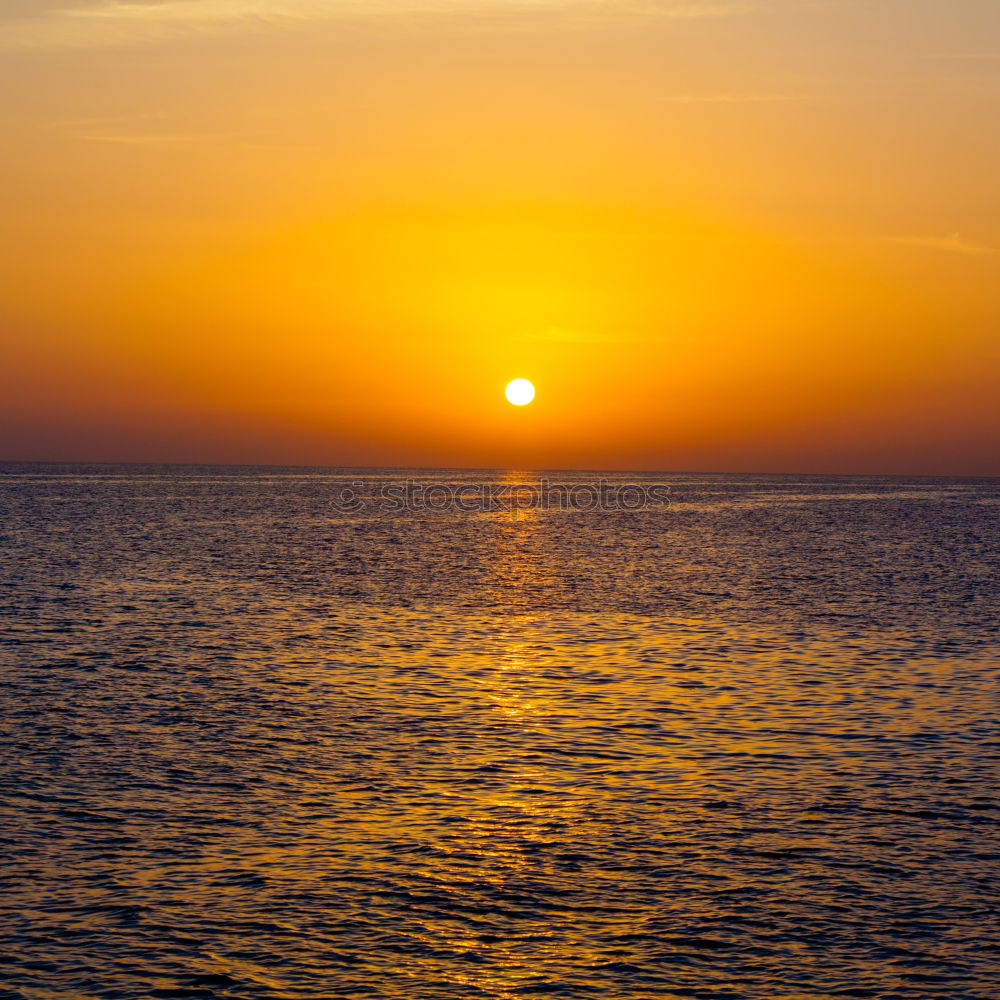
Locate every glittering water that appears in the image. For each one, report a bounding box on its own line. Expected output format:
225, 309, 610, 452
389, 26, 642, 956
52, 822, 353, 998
1, 464, 998, 999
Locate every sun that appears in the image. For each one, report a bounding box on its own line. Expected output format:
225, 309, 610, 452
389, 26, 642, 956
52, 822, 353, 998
505, 378, 535, 406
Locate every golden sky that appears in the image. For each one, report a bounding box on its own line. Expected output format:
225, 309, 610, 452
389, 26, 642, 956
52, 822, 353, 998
1, 0, 998, 472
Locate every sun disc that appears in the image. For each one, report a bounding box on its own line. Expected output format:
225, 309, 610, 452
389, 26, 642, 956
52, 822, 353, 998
505, 378, 535, 406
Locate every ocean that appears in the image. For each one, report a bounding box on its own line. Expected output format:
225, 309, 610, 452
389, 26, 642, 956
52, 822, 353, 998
1, 464, 998, 999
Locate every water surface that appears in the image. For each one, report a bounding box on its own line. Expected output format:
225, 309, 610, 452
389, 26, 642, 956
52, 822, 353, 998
1, 465, 998, 998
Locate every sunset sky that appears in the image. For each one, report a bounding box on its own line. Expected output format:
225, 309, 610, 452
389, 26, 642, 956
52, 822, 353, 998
2, 0, 998, 473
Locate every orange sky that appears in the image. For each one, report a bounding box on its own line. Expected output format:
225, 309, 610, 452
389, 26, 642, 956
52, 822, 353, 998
1, 0, 998, 473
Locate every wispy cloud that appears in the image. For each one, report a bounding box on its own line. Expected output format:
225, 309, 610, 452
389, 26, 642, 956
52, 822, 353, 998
53, 112, 162, 127
74, 131, 208, 144
0, 0, 752, 50
887, 233, 997, 256
657, 92, 805, 104
927, 52, 1000, 61
526, 326, 663, 346
46, 112, 214, 144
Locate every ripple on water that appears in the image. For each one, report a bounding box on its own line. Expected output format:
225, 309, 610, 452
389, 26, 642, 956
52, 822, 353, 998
0, 466, 998, 998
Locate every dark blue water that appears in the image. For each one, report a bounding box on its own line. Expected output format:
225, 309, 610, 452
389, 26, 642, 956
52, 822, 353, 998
1, 465, 998, 998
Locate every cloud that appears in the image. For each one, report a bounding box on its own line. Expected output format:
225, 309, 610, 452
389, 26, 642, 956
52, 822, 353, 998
887, 233, 997, 256
45, 112, 214, 144
928, 52, 1000, 61
527, 326, 664, 346
657, 92, 805, 104
0, 0, 752, 50
73, 131, 208, 144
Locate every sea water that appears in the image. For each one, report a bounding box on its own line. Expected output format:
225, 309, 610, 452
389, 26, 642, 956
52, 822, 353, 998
1, 465, 998, 998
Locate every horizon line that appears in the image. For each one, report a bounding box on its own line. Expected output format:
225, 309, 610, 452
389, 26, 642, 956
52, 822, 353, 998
1, 458, 997, 481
